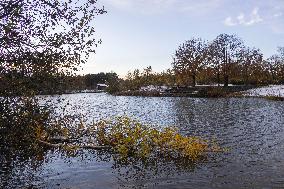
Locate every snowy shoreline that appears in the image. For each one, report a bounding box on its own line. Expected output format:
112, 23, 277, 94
243, 85, 284, 97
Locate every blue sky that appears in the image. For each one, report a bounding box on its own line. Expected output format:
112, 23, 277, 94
81, 0, 284, 77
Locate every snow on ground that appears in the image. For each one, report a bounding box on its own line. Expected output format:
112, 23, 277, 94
139, 85, 169, 93
244, 85, 284, 97
195, 84, 235, 87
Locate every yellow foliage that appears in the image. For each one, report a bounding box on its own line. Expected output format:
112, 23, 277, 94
96, 116, 211, 161
44, 116, 219, 161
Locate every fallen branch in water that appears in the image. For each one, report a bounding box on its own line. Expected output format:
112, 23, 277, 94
37, 139, 111, 150
37, 139, 221, 152
36, 116, 223, 160
37, 139, 62, 148
48, 136, 77, 143
81, 145, 111, 150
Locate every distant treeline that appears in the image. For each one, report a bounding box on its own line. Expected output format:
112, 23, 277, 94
0, 71, 119, 95
171, 34, 284, 87
118, 34, 284, 92
1, 33, 283, 95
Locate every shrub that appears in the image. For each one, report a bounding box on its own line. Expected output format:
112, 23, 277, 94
0, 97, 50, 148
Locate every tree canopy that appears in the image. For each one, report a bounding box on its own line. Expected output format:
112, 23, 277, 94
0, 0, 106, 95
171, 34, 284, 87
172, 38, 208, 87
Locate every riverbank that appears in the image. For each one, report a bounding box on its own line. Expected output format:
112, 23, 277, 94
114, 85, 257, 98
242, 85, 284, 97
241, 85, 284, 101
37, 89, 106, 95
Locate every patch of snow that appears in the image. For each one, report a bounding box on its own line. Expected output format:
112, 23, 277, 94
244, 85, 284, 97
97, 83, 108, 87
139, 85, 169, 93
195, 84, 235, 87
80, 89, 98, 93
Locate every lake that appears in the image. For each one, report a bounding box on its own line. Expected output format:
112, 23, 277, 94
1, 93, 284, 189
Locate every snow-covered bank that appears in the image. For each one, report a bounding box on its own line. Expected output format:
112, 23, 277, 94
139, 85, 169, 93
244, 85, 284, 97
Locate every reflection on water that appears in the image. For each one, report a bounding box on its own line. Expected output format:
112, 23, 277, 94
39, 149, 201, 189
1, 93, 284, 188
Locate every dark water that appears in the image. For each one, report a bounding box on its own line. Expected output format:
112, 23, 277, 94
1, 93, 284, 189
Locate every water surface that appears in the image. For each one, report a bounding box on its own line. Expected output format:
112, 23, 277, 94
1, 93, 284, 188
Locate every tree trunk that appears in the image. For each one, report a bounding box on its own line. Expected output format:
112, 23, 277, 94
192, 74, 196, 87
245, 75, 248, 86
223, 48, 228, 88
217, 70, 220, 86
244, 63, 250, 86
224, 75, 229, 87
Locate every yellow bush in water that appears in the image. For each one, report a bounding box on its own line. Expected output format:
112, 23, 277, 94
95, 116, 209, 161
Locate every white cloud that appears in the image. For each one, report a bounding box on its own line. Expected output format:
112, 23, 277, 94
273, 12, 283, 18
224, 7, 263, 26
246, 7, 263, 25
237, 13, 245, 24
224, 17, 237, 26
